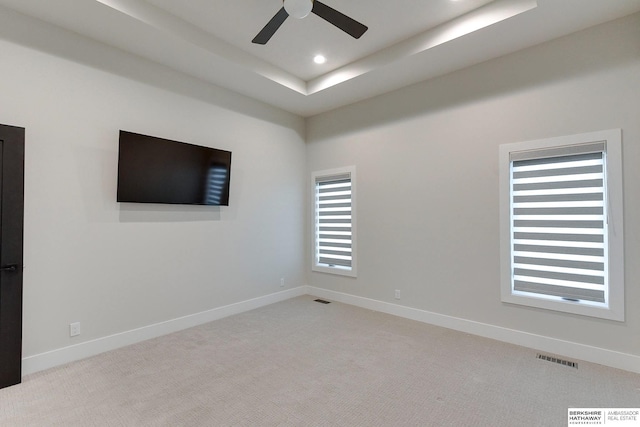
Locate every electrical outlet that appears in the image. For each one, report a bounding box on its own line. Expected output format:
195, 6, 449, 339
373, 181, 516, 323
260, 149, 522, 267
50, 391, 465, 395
280, 278, 285, 287
70, 322, 81, 337
394, 290, 401, 300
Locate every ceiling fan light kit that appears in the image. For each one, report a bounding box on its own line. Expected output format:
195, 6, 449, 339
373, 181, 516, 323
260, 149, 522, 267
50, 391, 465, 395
284, 0, 313, 19
252, 0, 368, 45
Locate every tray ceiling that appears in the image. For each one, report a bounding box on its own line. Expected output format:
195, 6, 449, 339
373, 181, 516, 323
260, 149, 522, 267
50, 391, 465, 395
0, 0, 639, 116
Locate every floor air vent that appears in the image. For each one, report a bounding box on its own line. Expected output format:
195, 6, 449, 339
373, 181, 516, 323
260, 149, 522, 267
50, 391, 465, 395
537, 353, 578, 369
314, 299, 331, 304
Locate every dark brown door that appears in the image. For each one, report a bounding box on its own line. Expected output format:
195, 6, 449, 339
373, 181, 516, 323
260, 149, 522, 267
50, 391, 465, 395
0, 124, 25, 389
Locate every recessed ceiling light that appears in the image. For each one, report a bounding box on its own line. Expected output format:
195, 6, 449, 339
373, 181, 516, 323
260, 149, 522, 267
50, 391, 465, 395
314, 55, 326, 64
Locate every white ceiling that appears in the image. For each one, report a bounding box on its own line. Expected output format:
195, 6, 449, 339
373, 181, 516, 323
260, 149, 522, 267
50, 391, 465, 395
146, 0, 496, 81
1, 0, 639, 117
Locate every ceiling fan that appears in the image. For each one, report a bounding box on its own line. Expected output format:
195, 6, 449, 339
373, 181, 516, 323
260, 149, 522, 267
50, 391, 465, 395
252, 0, 368, 45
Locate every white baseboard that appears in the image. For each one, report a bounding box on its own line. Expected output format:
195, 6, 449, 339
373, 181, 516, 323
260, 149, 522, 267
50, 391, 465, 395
306, 286, 640, 374
23, 285, 639, 376
22, 286, 308, 376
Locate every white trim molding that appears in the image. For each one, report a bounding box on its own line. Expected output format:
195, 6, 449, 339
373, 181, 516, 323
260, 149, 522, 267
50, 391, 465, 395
499, 129, 624, 321
22, 286, 308, 376
306, 286, 640, 374
311, 166, 357, 278
23, 285, 639, 376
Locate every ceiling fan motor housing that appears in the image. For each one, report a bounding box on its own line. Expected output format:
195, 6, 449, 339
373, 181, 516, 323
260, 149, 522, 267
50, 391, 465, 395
284, 0, 313, 19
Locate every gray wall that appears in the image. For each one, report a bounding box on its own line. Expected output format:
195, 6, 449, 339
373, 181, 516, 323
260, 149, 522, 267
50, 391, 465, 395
0, 34, 306, 357
306, 13, 640, 358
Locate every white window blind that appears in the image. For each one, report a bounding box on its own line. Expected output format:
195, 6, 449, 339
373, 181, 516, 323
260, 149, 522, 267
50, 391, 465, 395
500, 129, 623, 321
510, 142, 607, 304
315, 172, 353, 270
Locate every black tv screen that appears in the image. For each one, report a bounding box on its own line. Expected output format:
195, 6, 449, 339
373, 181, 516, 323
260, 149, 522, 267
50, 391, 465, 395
117, 131, 232, 206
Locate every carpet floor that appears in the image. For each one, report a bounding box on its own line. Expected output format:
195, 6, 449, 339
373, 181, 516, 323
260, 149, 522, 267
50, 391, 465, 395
1, 296, 639, 426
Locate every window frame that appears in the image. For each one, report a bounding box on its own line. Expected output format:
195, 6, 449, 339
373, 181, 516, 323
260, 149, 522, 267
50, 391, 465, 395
311, 166, 357, 277
499, 129, 624, 321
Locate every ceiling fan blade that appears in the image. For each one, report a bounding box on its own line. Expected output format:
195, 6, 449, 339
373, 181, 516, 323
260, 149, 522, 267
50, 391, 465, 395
252, 7, 289, 44
312, 1, 368, 39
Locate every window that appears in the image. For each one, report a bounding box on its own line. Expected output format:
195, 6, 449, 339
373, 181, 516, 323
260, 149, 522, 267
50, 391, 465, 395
499, 130, 623, 321
312, 166, 357, 277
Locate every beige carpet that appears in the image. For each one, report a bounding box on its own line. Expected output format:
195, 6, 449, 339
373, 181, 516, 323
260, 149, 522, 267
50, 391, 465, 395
1, 296, 638, 426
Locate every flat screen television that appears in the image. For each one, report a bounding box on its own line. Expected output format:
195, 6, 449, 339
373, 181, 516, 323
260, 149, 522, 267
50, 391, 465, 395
117, 130, 232, 206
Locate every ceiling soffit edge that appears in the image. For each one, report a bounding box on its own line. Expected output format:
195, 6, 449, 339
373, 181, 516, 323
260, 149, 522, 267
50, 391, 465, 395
94, 0, 537, 97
